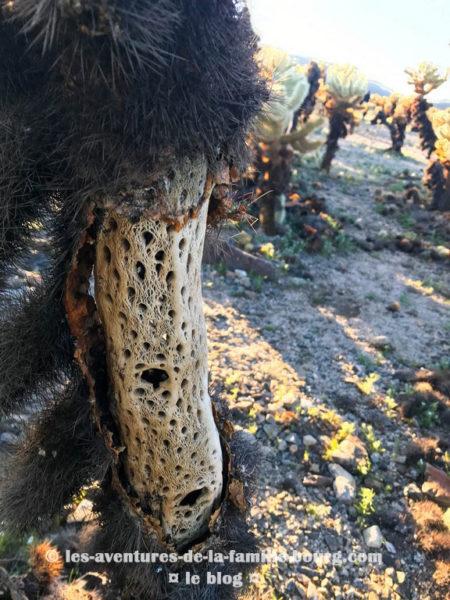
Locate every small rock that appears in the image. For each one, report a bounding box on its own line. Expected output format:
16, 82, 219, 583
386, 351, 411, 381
330, 435, 369, 473
234, 269, 248, 279
278, 439, 288, 452
384, 541, 396, 554
287, 432, 300, 444
363, 525, 383, 548
303, 474, 333, 488
289, 444, 298, 454
396, 571, 406, 584
303, 435, 318, 447
387, 301, 401, 312
329, 464, 357, 503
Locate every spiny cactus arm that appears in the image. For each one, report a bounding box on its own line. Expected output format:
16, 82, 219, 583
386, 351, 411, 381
430, 108, 450, 164
325, 64, 368, 106
405, 62, 447, 96
280, 117, 323, 143
0, 373, 110, 533
0, 280, 73, 417
255, 46, 310, 143
425, 108, 450, 210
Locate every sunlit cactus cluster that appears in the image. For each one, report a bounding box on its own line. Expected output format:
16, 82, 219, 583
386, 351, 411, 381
406, 62, 447, 158
368, 93, 412, 153
253, 48, 323, 234
324, 64, 369, 106
405, 62, 448, 96
424, 107, 450, 210
430, 108, 450, 164
319, 64, 368, 171
255, 47, 310, 143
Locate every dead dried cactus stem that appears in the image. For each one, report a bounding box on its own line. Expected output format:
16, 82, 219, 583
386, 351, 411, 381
95, 155, 224, 548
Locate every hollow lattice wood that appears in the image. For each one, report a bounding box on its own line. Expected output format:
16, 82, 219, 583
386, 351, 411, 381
95, 158, 223, 547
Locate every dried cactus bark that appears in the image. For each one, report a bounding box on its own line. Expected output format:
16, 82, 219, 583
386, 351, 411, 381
411, 97, 437, 158
425, 161, 450, 211
320, 110, 349, 172
94, 157, 223, 547
256, 142, 293, 235
292, 61, 322, 129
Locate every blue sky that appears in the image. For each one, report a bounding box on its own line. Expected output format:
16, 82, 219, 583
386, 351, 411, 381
248, 0, 450, 101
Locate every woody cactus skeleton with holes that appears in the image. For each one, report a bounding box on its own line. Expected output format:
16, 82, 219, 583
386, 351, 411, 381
0, 1, 267, 598
253, 48, 323, 235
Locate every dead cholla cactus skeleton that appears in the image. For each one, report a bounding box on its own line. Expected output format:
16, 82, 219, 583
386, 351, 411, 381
0, 0, 267, 597
424, 108, 450, 211
253, 48, 323, 235
368, 93, 412, 154
319, 64, 368, 172
405, 62, 447, 158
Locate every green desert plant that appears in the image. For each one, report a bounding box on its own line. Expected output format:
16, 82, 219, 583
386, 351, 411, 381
253, 48, 323, 235
319, 64, 368, 171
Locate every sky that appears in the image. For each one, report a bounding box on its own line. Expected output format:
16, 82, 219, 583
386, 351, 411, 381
248, 0, 450, 102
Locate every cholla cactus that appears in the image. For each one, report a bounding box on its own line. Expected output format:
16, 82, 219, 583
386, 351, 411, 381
405, 62, 447, 96
424, 108, 450, 210
319, 64, 368, 171
0, 1, 266, 598
255, 47, 310, 143
254, 48, 323, 235
406, 62, 447, 157
368, 93, 412, 153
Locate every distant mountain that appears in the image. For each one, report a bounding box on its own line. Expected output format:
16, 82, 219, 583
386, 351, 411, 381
367, 81, 392, 97
435, 100, 450, 109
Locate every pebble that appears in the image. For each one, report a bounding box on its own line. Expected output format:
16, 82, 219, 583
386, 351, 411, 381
363, 525, 383, 548
396, 571, 406, 584
278, 439, 288, 452
384, 541, 397, 554
387, 301, 401, 312
329, 435, 368, 472
329, 464, 357, 503
303, 435, 318, 447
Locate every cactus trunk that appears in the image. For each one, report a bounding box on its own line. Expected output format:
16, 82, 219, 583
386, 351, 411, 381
425, 160, 450, 211
411, 97, 436, 158
93, 156, 223, 549
257, 142, 293, 235
321, 112, 347, 172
